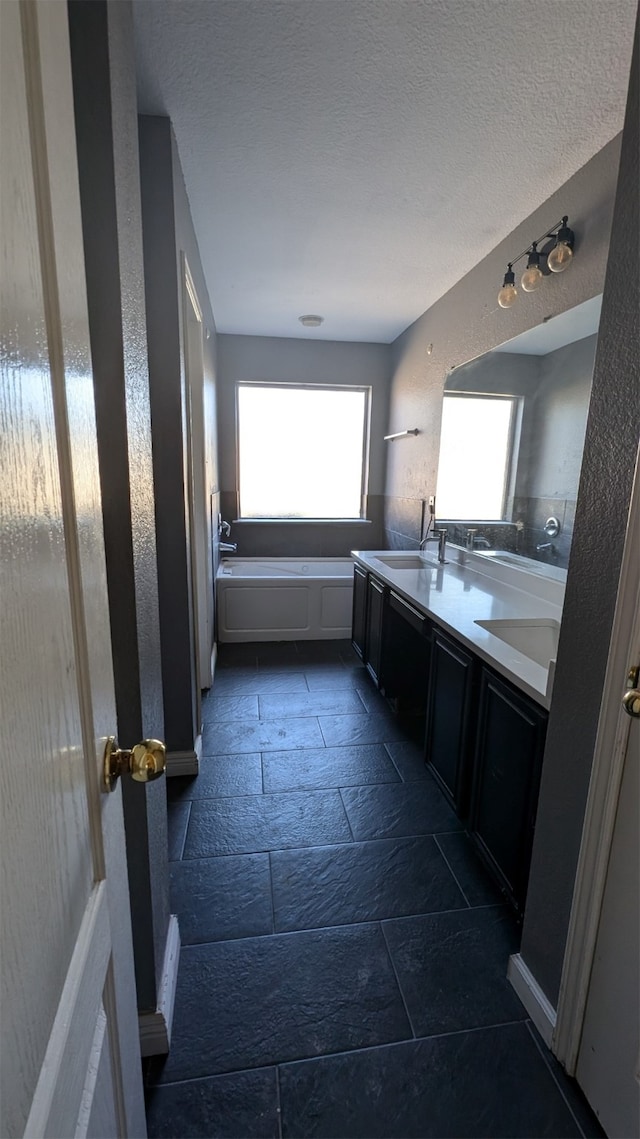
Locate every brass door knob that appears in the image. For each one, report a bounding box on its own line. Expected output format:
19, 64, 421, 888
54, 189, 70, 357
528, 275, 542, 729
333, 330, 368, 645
103, 736, 166, 792
622, 689, 640, 719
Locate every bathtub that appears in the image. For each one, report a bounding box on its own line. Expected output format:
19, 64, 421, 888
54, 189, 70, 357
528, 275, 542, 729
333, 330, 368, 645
216, 558, 354, 642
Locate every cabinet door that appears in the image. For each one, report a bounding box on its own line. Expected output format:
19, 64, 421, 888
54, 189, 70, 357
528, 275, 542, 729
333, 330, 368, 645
351, 565, 368, 660
469, 669, 547, 912
425, 628, 476, 816
366, 575, 386, 686
384, 592, 431, 712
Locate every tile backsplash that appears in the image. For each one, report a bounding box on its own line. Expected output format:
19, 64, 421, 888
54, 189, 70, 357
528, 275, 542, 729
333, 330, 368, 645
512, 497, 575, 570
221, 491, 575, 569
220, 492, 385, 557
383, 495, 574, 570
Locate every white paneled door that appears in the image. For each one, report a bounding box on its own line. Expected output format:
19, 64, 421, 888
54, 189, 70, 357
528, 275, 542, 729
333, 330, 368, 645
576, 630, 640, 1138
1, 2, 146, 1136
558, 461, 640, 1138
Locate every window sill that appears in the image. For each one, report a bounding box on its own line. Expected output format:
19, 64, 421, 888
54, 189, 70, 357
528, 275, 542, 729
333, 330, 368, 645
232, 518, 373, 525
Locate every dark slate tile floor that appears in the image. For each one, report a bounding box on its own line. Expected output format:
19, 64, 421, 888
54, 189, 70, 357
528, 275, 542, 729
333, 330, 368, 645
148, 639, 600, 1139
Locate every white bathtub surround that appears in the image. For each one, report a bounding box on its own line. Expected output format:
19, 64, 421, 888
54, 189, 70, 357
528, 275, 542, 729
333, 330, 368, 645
216, 558, 353, 642
353, 547, 565, 709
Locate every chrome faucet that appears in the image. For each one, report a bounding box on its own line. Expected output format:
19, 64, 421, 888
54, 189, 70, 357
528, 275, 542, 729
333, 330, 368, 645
436, 529, 448, 564
218, 516, 236, 552
420, 527, 448, 563
536, 541, 554, 553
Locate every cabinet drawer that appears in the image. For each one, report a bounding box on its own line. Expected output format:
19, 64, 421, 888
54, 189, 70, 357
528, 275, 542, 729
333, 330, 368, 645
389, 590, 430, 636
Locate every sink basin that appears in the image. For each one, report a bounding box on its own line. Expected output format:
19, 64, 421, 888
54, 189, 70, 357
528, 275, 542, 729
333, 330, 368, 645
475, 618, 560, 668
376, 555, 435, 570
479, 553, 523, 567
474, 550, 566, 582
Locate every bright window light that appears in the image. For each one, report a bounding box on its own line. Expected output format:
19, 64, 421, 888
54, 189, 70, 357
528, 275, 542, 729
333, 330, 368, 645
237, 384, 369, 518
436, 395, 515, 519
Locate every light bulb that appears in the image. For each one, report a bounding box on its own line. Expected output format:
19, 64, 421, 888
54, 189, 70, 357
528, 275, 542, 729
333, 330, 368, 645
498, 283, 518, 308
498, 265, 517, 308
521, 265, 543, 292
547, 241, 573, 273
547, 219, 574, 273
520, 243, 543, 292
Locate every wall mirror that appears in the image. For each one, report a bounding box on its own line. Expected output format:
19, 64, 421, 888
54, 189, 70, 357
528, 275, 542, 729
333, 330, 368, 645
435, 294, 602, 578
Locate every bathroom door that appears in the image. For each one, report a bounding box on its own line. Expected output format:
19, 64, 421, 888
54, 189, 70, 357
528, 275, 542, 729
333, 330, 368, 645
571, 520, 640, 1139
1, 2, 145, 1135
575, 644, 640, 1138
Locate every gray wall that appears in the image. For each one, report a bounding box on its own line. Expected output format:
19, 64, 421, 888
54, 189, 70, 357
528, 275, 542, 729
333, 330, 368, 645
382, 99, 638, 1007
68, 0, 169, 1013
384, 135, 622, 550
170, 131, 219, 513
139, 116, 219, 756
170, 127, 220, 673
217, 334, 391, 555
521, 17, 639, 1005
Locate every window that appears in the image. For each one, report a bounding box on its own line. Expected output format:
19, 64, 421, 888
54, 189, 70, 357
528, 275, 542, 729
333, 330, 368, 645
237, 383, 370, 519
436, 394, 517, 520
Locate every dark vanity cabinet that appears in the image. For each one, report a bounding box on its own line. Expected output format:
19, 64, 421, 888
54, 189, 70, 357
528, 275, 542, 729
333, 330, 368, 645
365, 574, 386, 686
352, 568, 430, 701
469, 668, 548, 913
351, 565, 368, 660
424, 628, 477, 817
350, 563, 549, 915
383, 591, 431, 713
350, 567, 388, 687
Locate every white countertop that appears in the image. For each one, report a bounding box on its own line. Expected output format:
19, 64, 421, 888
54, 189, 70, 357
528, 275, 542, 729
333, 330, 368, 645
351, 547, 565, 709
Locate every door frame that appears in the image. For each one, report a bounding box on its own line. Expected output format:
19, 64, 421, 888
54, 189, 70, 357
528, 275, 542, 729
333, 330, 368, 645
553, 444, 640, 1071
181, 255, 213, 693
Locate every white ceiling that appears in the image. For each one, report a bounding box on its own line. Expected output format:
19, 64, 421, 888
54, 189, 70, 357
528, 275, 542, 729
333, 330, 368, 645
132, 0, 637, 344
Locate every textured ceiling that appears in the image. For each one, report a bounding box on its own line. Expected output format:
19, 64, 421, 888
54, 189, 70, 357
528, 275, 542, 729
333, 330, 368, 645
132, 0, 637, 343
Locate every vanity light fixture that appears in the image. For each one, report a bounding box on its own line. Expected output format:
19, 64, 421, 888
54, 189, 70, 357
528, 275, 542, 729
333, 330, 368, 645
498, 216, 575, 308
